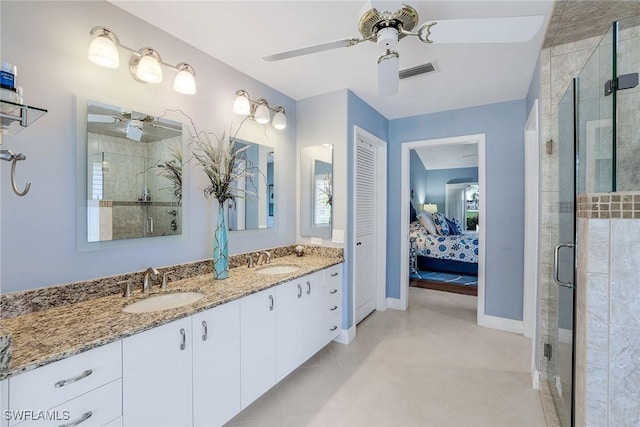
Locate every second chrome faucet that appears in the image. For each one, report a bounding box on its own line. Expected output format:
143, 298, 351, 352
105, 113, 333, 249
248, 251, 272, 268
143, 267, 160, 293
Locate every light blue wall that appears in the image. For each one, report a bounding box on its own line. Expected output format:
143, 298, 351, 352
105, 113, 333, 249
388, 100, 527, 321
0, 1, 297, 293
424, 167, 479, 215
346, 90, 388, 328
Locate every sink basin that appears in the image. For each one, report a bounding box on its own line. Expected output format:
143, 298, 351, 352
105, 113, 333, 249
123, 292, 204, 314
256, 265, 300, 275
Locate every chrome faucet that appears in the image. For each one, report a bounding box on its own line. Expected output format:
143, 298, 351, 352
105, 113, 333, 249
143, 267, 160, 293
257, 251, 272, 266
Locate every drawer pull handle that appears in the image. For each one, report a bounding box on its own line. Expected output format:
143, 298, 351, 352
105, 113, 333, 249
59, 411, 92, 427
330, 326, 338, 331
54, 369, 93, 388
330, 272, 339, 277
306, 281, 311, 295
330, 289, 338, 294
269, 295, 274, 311
297, 284, 302, 299
330, 305, 338, 311
202, 321, 208, 341
180, 328, 186, 351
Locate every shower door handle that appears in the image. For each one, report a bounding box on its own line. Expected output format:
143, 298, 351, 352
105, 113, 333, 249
553, 243, 575, 289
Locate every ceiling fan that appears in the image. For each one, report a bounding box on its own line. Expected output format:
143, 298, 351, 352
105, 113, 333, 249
263, 3, 544, 96
88, 112, 156, 141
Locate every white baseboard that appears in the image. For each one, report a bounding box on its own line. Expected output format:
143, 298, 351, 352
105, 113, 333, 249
558, 328, 572, 344
478, 314, 524, 335
333, 325, 356, 345
386, 298, 405, 311
532, 368, 541, 391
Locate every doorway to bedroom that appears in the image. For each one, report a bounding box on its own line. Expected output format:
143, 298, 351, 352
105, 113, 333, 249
400, 134, 486, 324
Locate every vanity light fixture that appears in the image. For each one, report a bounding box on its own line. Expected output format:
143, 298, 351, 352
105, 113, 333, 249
232, 90, 286, 130
88, 26, 197, 95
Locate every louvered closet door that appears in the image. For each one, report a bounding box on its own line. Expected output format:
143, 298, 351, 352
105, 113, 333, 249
355, 138, 377, 324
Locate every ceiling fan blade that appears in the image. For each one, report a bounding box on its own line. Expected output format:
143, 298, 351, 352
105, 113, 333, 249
378, 51, 399, 97
88, 114, 120, 123
263, 38, 361, 62
427, 15, 544, 44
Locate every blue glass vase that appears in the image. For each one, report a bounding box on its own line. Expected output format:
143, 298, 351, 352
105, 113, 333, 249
212, 203, 229, 279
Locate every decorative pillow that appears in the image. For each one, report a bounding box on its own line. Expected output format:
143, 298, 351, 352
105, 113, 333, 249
452, 217, 464, 234
446, 217, 462, 235
431, 212, 450, 235
417, 212, 438, 235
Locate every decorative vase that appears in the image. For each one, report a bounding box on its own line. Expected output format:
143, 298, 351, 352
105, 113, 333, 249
212, 203, 229, 279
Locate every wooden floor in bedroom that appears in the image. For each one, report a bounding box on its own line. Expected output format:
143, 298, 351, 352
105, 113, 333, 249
410, 278, 478, 296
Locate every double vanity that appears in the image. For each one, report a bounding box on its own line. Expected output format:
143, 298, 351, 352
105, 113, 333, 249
0, 247, 343, 427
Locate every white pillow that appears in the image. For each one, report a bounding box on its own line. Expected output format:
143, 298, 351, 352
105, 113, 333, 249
417, 212, 437, 235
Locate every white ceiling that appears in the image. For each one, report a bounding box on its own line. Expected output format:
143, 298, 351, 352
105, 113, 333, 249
415, 142, 478, 170
111, 0, 554, 120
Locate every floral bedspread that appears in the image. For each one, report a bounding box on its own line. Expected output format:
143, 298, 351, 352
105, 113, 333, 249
409, 222, 479, 264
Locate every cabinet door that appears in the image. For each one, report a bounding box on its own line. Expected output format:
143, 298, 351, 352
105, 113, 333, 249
123, 317, 192, 427
192, 300, 240, 427
275, 280, 303, 382
240, 289, 276, 409
302, 271, 326, 361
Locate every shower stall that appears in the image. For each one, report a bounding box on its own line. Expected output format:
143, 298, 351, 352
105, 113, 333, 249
544, 15, 640, 426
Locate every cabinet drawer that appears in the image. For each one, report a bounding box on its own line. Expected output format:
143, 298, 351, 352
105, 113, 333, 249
326, 294, 341, 314
11, 379, 121, 427
10, 341, 121, 417
325, 312, 341, 341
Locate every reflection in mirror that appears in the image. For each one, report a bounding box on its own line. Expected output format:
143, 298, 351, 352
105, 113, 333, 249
86, 100, 183, 242
227, 140, 274, 231
301, 145, 333, 238
445, 182, 479, 232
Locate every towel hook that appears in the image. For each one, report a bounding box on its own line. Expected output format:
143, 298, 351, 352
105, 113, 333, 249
1, 149, 31, 196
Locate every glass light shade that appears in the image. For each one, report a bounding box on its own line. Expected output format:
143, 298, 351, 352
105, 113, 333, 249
88, 35, 119, 69
272, 110, 287, 130
254, 103, 270, 124
173, 69, 196, 95
136, 54, 163, 84
232, 94, 251, 115
423, 203, 438, 213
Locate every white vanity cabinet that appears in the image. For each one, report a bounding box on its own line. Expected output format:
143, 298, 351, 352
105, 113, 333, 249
122, 317, 193, 427
192, 300, 240, 427
324, 263, 343, 342
240, 288, 276, 408
7, 340, 122, 427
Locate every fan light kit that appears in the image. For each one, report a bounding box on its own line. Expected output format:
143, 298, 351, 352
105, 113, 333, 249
232, 90, 287, 130
263, 3, 544, 96
88, 26, 197, 95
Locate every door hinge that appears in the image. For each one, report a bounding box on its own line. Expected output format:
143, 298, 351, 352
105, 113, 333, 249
544, 343, 552, 361
605, 73, 639, 96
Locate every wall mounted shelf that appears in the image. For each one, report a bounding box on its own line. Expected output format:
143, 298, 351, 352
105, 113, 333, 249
1, 100, 48, 135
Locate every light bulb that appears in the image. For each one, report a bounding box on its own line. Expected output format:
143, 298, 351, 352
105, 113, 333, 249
272, 109, 287, 130
88, 34, 119, 69
254, 102, 270, 124
233, 92, 251, 115
135, 52, 162, 84
173, 65, 196, 95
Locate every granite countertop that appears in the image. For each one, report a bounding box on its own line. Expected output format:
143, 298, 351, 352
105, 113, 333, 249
0, 254, 342, 380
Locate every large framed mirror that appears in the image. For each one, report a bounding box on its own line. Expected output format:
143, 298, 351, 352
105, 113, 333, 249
227, 140, 275, 231
445, 182, 479, 233
300, 144, 333, 238
86, 100, 184, 242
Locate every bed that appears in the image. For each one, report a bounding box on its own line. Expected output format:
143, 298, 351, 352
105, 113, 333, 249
409, 221, 479, 276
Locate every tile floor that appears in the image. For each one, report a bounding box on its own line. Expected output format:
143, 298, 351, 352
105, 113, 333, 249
227, 287, 546, 426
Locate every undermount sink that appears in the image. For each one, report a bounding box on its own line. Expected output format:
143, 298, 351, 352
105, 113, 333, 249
123, 292, 204, 314
256, 265, 300, 275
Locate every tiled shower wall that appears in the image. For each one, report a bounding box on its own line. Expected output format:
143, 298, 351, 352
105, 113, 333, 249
575, 194, 640, 426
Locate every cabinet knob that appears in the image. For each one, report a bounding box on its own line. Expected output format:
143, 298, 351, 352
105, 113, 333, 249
54, 369, 93, 388
269, 295, 274, 311
306, 281, 311, 295
201, 321, 208, 341
330, 305, 338, 311
330, 272, 339, 277
59, 411, 92, 427
180, 328, 186, 350
329, 289, 338, 294
297, 284, 302, 299
330, 326, 338, 331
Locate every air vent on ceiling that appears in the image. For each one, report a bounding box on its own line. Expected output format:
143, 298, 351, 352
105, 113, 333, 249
399, 61, 439, 80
